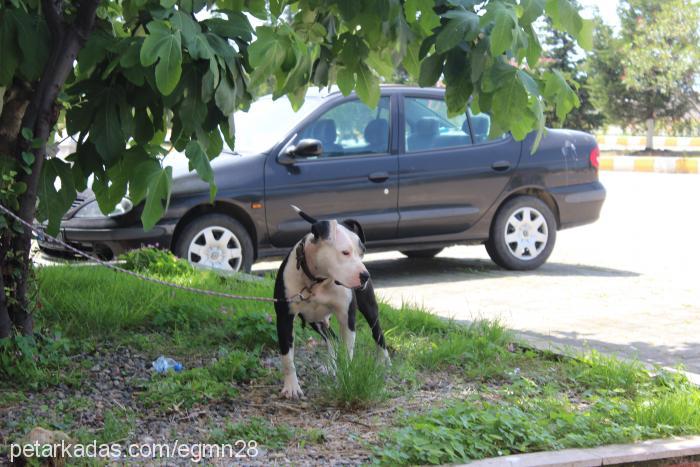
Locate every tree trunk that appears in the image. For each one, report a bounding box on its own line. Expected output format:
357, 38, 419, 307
645, 118, 655, 151
0, 0, 100, 338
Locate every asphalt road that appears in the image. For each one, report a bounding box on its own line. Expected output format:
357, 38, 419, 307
258, 171, 700, 372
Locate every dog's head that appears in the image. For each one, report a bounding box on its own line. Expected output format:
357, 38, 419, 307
293, 206, 369, 289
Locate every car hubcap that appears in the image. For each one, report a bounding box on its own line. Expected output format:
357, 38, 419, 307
187, 226, 243, 272
504, 207, 548, 261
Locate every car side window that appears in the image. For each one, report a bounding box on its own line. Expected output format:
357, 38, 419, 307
468, 110, 508, 144
295, 97, 390, 158
404, 97, 472, 152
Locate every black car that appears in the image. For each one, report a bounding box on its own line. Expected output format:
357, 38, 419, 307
40, 86, 606, 272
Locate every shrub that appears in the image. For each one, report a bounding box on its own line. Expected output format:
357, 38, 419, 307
120, 247, 193, 277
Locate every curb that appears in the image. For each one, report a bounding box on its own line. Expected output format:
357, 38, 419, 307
460, 436, 700, 466
599, 155, 700, 174
596, 135, 700, 151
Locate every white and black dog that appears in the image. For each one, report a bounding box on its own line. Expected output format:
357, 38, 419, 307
273, 206, 390, 399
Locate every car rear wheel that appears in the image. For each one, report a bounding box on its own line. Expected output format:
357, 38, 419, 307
485, 196, 556, 271
400, 248, 444, 258
174, 214, 254, 273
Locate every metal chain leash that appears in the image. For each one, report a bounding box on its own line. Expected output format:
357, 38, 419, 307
0, 203, 303, 304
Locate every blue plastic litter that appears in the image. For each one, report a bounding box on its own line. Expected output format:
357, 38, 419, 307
152, 356, 183, 373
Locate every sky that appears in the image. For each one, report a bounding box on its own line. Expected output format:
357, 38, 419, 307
578, 0, 621, 28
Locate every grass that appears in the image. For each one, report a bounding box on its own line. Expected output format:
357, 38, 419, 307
3, 248, 700, 464
141, 348, 264, 411
375, 357, 700, 464
318, 336, 390, 408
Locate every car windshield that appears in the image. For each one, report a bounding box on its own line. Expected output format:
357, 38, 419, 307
231, 94, 325, 155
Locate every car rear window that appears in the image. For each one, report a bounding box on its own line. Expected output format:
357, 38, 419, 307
404, 97, 472, 152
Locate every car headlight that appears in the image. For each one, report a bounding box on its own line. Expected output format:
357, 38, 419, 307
74, 198, 133, 218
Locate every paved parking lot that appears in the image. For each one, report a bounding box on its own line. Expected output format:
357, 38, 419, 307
259, 171, 700, 372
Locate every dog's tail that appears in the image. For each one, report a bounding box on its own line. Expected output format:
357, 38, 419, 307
291, 205, 318, 224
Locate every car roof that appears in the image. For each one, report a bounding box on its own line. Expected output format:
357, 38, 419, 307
305, 84, 445, 100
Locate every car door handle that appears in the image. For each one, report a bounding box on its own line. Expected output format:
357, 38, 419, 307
368, 171, 389, 183
491, 160, 511, 172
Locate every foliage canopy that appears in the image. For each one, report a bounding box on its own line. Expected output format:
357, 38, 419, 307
0, 0, 592, 235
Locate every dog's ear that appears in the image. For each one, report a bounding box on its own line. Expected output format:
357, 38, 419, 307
291, 205, 318, 224
311, 219, 337, 242
342, 219, 366, 245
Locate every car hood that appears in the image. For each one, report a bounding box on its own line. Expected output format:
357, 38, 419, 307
169, 150, 267, 196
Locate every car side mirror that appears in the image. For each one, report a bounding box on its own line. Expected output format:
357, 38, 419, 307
279, 139, 323, 165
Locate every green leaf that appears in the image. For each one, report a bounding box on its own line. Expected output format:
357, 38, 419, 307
247, 27, 287, 77
134, 107, 154, 145
492, 73, 530, 139
545, 0, 583, 40
11, 10, 50, 81
170, 11, 201, 50
203, 13, 253, 41
129, 158, 161, 205
0, 12, 19, 86
336, 67, 355, 95
201, 66, 218, 103
490, 5, 517, 56
418, 54, 444, 87
405, 0, 440, 32
37, 159, 76, 236
21, 151, 35, 166
270, 0, 287, 17
543, 69, 579, 121
444, 52, 473, 116
77, 30, 113, 78
355, 65, 380, 108
524, 24, 542, 68
90, 89, 125, 164
366, 50, 395, 80
189, 33, 215, 60
215, 75, 236, 115
520, 0, 545, 24
402, 42, 421, 79
140, 21, 183, 96
185, 140, 217, 201
578, 19, 594, 51
436, 10, 479, 54
141, 166, 172, 231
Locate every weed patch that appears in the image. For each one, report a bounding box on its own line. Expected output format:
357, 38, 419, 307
141, 348, 263, 411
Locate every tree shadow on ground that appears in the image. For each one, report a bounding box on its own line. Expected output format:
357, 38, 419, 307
362, 257, 639, 286
505, 327, 700, 374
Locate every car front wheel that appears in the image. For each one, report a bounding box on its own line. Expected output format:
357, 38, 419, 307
485, 196, 556, 271
174, 214, 254, 273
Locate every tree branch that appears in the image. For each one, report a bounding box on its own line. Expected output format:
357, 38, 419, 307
42, 0, 64, 40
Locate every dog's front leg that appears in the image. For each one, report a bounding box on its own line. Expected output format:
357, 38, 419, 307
335, 302, 356, 360
355, 282, 391, 365
276, 307, 303, 399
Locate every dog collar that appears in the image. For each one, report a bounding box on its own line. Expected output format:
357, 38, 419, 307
295, 241, 326, 284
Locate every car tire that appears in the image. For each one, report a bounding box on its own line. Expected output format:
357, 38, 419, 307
400, 248, 444, 259
485, 196, 556, 271
174, 214, 254, 273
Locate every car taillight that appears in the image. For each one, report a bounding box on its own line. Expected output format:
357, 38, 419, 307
589, 145, 600, 169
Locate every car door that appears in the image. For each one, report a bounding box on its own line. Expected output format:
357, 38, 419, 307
264, 95, 399, 247
398, 94, 521, 237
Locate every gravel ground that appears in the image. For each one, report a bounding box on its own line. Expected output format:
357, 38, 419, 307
1, 340, 468, 465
